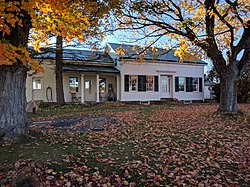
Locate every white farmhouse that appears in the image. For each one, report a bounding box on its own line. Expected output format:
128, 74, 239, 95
26, 43, 207, 104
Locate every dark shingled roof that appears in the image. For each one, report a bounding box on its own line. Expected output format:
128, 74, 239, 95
63, 64, 120, 74
32, 48, 114, 63
107, 43, 207, 65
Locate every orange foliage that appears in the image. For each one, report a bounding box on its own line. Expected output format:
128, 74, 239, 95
0, 0, 120, 71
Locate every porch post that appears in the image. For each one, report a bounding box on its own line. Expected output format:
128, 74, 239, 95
81, 74, 84, 103
158, 73, 161, 100
96, 74, 100, 102
116, 75, 120, 101
172, 75, 175, 99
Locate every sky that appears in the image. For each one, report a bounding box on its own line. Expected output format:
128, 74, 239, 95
102, 32, 213, 74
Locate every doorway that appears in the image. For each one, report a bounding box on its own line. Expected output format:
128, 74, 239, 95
160, 75, 172, 98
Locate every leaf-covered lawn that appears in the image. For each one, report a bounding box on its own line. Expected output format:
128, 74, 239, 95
0, 103, 249, 186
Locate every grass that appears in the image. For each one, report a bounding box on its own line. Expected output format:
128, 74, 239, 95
1, 103, 250, 186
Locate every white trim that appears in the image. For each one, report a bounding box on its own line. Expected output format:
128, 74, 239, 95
96, 74, 100, 102
116, 75, 120, 100
121, 59, 206, 66
81, 74, 84, 103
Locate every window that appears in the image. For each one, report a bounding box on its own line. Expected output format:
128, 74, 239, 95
129, 75, 137, 91
99, 78, 106, 93
179, 77, 185, 91
85, 80, 92, 89
125, 75, 158, 92
69, 77, 78, 93
146, 76, 154, 91
176, 76, 203, 92
192, 77, 199, 91
32, 78, 42, 90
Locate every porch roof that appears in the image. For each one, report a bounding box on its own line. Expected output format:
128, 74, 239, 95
62, 64, 120, 74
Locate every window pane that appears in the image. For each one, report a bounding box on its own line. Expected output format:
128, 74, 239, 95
192, 77, 198, 91
146, 76, 153, 91
179, 77, 185, 91
129, 75, 137, 91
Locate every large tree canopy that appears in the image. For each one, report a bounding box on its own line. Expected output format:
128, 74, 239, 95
0, 0, 121, 140
112, 0, 250, 113
0, 0, 120, 70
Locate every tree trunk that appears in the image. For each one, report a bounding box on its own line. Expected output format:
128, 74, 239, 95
218, 71, 238, 113
0, 65, 28, 140
56, 36, 65, 105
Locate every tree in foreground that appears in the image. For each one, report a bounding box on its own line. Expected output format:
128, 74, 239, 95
112, 0, 250, 113
0, 0, 120, 140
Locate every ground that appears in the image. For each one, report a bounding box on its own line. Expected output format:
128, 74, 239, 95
0, 103, 249, 186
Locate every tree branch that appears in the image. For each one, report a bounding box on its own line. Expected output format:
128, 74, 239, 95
204, 0, 226, 75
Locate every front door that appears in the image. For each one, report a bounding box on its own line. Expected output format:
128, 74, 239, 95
160, 75, 172, 98
84, 80, 95, 101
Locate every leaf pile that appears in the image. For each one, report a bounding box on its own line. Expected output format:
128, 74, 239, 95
0, 104, 249, 186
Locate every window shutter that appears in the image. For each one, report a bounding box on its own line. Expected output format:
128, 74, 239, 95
124, 75, 129, 92
138, 75, 146, 92
154, 76, 158, 92
175, 77, 179, 92
199, 77, 203, 92
186, 77, 193, 92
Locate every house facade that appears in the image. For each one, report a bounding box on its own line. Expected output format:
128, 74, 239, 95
26, 43, 207, 103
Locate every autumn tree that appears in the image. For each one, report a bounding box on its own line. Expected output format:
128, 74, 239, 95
112, 0, 250, 113
0, 0, 121, 140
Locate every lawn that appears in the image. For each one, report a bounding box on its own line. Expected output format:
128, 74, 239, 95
0, 103, 249, 186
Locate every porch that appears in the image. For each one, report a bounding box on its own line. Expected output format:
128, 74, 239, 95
63, 65, 120, 103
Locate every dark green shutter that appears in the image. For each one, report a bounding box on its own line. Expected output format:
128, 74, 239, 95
175, 77, 179, 92
124, 75, 129, 92
186, 77, 193, 92
199, 77, 203, 92
154, 76, 158, 92
138, 75, 146, 92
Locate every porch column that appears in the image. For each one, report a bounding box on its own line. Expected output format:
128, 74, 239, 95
158, 73, 161, 100
96, 74, 100, 102
172, 75, 175, 99
81, 74, 84, 103
116, 75, 120, 101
